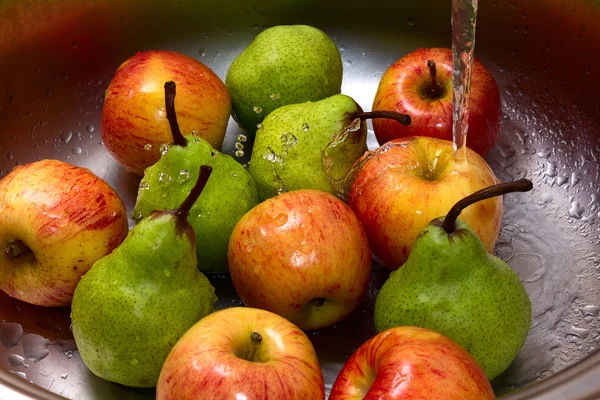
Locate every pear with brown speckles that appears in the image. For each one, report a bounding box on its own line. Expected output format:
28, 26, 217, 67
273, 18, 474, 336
71, 166, 217, 388
374, 180, 534, 380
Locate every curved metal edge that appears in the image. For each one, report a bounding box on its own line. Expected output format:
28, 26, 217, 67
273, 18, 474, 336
505, 348, 600, 400
3, 349, 600, 400
0, 370, 66, 400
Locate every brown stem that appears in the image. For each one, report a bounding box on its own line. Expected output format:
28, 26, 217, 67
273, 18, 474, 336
442, 179, 533, 234
4, 240, 31, 260
427, 60, 440, 97
175, 165, 213, 220
356, 111, 411, 127
164, 81, 187, 147
251, 332, 263, 344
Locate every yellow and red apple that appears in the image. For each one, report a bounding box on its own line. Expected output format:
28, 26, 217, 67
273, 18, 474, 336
372, 48, 501, 156
228, 189, 372, 331
157, 307, 325, 400
101, 50, 231, 175
0, 159, 128, 306
348, 136, 502, 270
329, 326, 495, 400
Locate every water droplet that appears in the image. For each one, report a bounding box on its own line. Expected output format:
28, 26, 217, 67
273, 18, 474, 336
160, 144, 169, 155
274, 213, 288, 227
339, 44, 347, 52
130, 359, 138, 366
22, 334, 50, 362
144, 143, 153, 151
269, 93, 279, 101
139, 181, 150, 190
544, 162, 558, 177
569, 202, 585, 219
8, 354, 26, 367
256, 123, 264, 130
6, 152, 13, 160
346, 118, 361, 132
60, 131, 73, 144
86, 125, 94, 133
235, 142, 244, 151
178, 169, 190, 182
194, 138, 201, 144
210, 150, 218, 158
556, 175, 569, 186
65, 351, 73, 359
235, 150, 244, 157
406, 17, 417, 26
71, 146, 82, 155
13, 371, 27, 380
344, 59, 353, 67
132, 211, 143, 221
253, 106, 263, 114
158, 172, 172, 187
302, 123, 310, 131
163, 268, 171, 277
0, 322, 23, 348
61, 373, 68, 379
237, 134, 247, 142
191, 130, 199, 136
262, 147, 283, 164
199, 48, 206, 56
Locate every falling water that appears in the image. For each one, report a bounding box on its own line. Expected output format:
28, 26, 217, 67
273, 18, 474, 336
451, 0, 478, 161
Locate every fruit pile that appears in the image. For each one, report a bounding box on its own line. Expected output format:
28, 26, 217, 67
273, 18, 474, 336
0, 25, 534, 400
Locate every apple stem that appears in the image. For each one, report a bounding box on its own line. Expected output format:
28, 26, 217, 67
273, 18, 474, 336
251, 332, 262, 344
164, 81, 188, 147
175, 165, 213, 220
427, 60, 440, 97
355, 111, 411, 127
4, 240, 31, 260
442, 179, 533, 234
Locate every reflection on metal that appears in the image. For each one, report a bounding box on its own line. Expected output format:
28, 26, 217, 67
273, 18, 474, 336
1, 0, 600, 399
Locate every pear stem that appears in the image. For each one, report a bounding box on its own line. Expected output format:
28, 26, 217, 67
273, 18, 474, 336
4, 240, 31, 260
355, 111, 411, 127
164, 81, 187, 147
427, 60, 440, 97
175, 165, 213, 220
442, 179, 534, 234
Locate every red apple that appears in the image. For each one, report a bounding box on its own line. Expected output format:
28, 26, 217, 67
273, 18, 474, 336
101, 50, 231, 175
0, 159, 128, 306
348, 136, 501, 270
372, 47, 501, 156
157, 307, 325, 400
228, 189, 372, 331
329, 326, 495, 400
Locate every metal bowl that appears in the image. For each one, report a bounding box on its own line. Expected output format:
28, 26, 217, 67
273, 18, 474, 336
1, 0, 599, 398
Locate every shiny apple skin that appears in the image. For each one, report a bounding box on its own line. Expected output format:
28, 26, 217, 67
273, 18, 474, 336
0, 159, 128, 306
228, 189, 372, 331
101, 50, 231, 175
372, 48, 501, 156
329, 326, 495, 400
156, 307, 325, 400
348, 136, 501, 270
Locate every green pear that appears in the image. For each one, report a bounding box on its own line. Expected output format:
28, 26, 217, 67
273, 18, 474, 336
374, 179, 534, 380
71, 165, 217, 388
133, 81, 259, 274
226, 25, 343, 135
249, 94, 410, 201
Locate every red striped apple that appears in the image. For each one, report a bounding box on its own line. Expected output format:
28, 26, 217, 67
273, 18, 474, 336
0, 159, 128, 306
348, 136, 501, 270
101, 50, 231, 175
157, 307, 325, 400
228, 189, 372, 331
329, 326, 495, 400
372, 48, 501, 156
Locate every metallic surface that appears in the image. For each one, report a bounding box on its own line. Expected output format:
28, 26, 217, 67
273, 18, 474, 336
1, 0, 599, 398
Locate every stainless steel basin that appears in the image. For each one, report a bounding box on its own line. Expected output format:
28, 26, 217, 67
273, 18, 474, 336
1, 0, 600, 398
